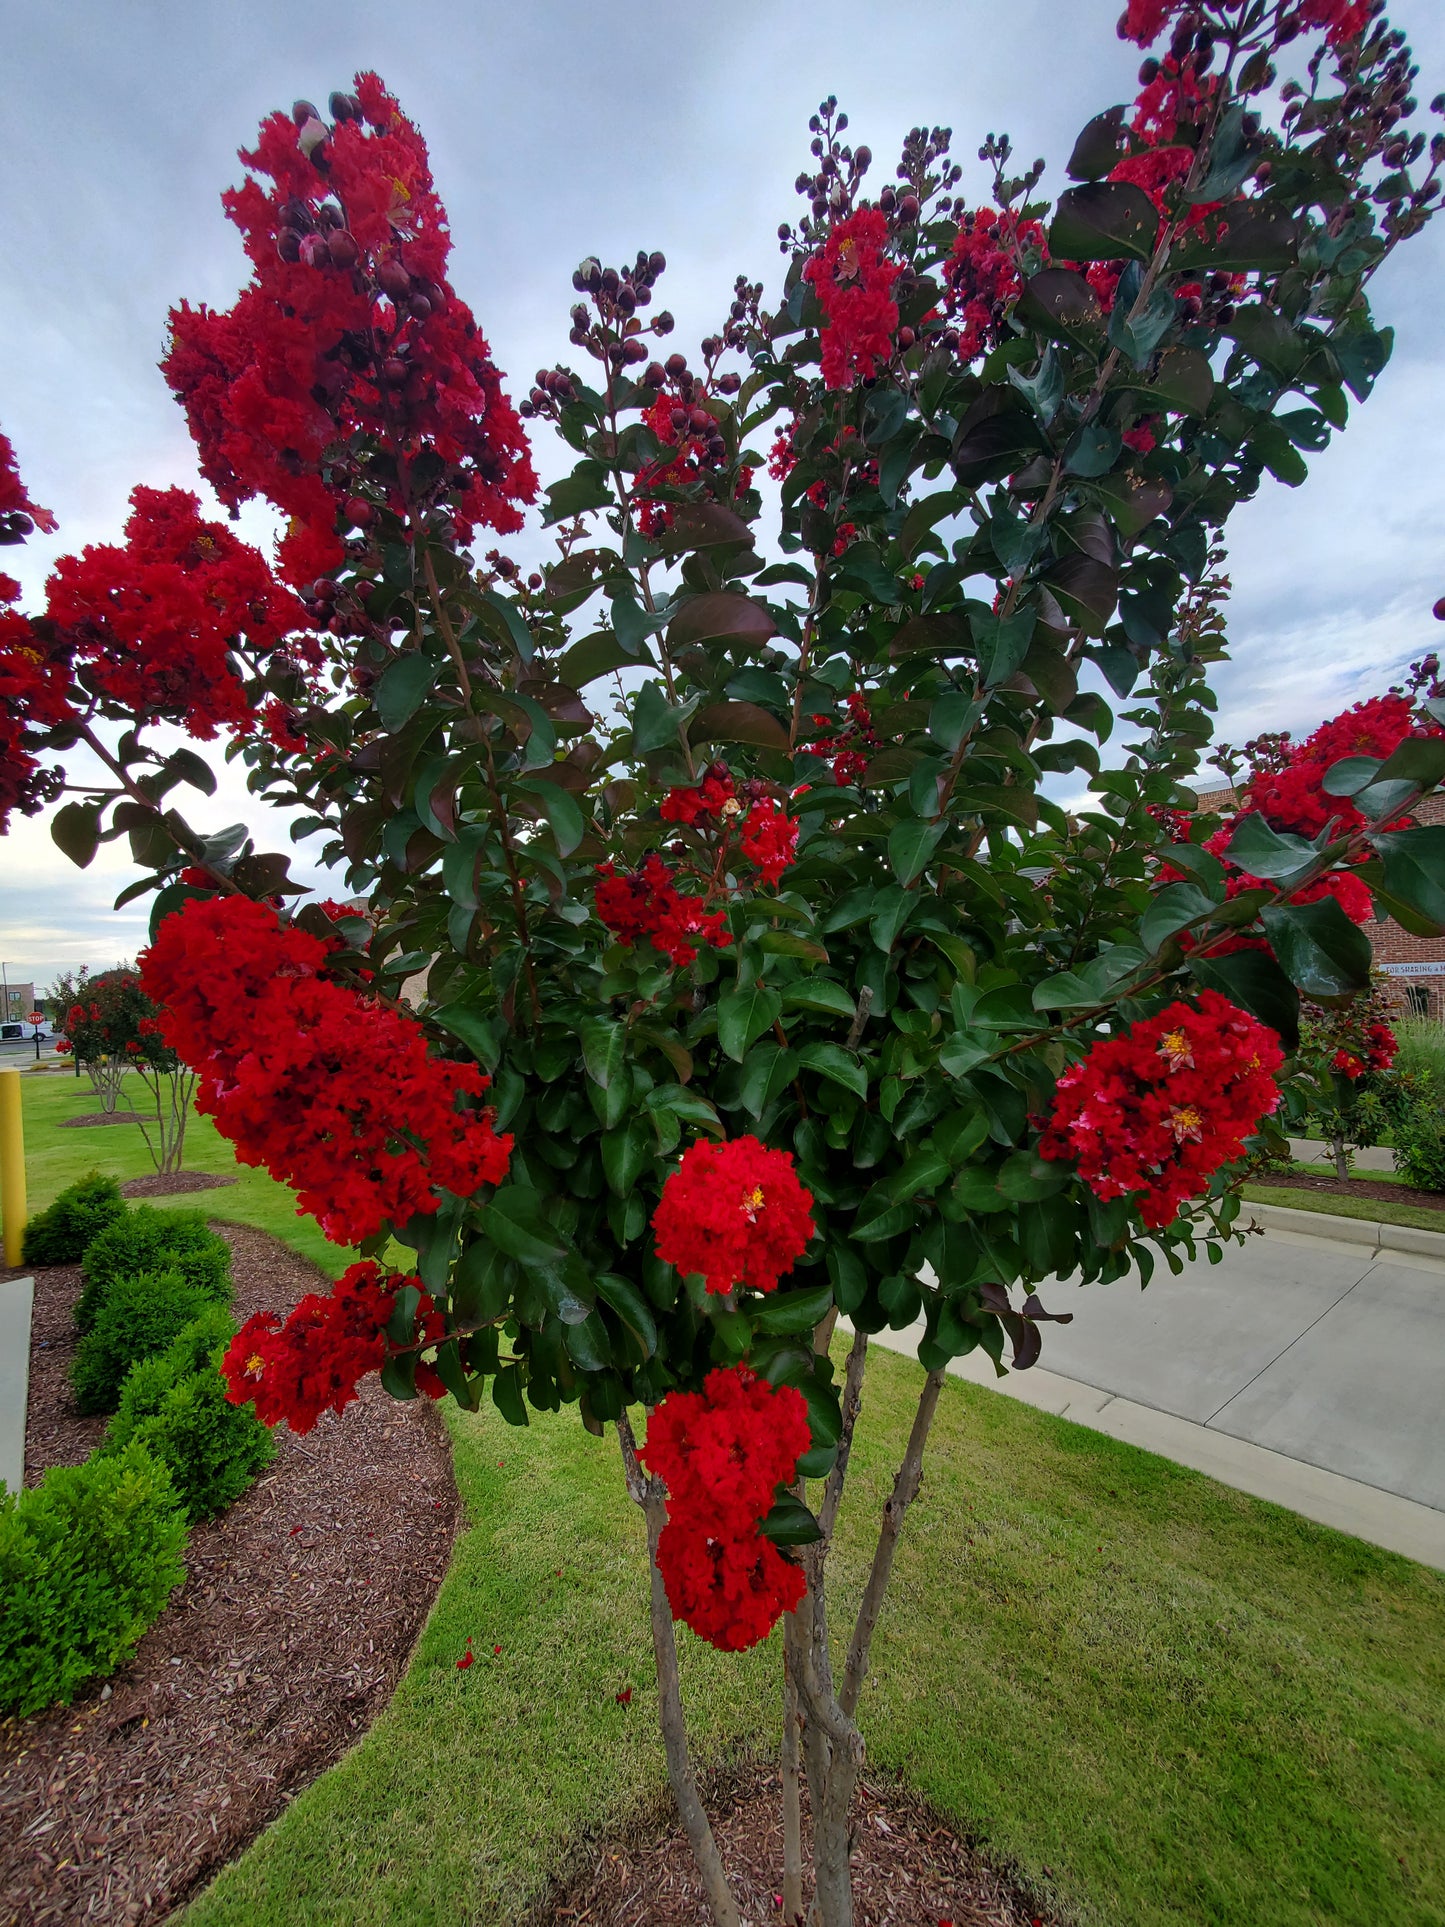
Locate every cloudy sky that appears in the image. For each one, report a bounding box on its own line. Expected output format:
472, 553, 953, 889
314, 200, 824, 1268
2, 0, 1442, 992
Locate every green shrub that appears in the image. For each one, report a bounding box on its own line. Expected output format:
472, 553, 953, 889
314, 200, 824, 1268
106, 1308, 274, 1521
22, 1171, 127, 1267
71, 1269, 215, 1415
0, 1442, 188, 1718
76, 1205, 230, 1332
1393, 1104, 1445, 1192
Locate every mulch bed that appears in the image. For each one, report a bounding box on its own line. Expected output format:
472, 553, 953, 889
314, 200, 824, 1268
0, 1223, 459, 1925
539, 1761, 1061, 1927
1261, 1171, 1445, 1214
119, 1173, 237, 1199
58, 1112, 148, 1129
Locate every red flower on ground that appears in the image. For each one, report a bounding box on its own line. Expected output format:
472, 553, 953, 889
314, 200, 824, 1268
804, 208, 901, 390
1038, 990, 1284, 1228
652, 1136, 815, 1294
141, 894, 511, 1243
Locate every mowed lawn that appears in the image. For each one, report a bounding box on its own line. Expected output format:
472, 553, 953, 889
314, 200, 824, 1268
15, 1068, 1445, 1926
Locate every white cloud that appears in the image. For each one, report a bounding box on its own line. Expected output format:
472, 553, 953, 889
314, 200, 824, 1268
2, 0, 1443, 972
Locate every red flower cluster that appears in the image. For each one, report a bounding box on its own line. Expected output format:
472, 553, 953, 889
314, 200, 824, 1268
1120, 0, 1366, 49
221, 1259, 444, 1433
634, 387, 751, 539
1335, 1020, 1396, 1080
660, 765, 736, 825
44, 486, 308, 738
804, 208, 901, 391
1242, 695, 1439, 840
0, 431, 70, 832
658, 766, 799, 886
652, 1136, 815, 1295
737, 798, 799, 884
595, 856, 732, 968
943, 207, 1048, 363
0, 432, 57, 543
1039, 990, 1284, 1228
806, 691, 879, 785
140, 894, 512, 1243
163, 75, 536, 588
640, 1367, 810, 1651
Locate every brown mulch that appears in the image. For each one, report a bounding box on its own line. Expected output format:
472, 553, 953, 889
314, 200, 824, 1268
0, 1223, 459, 1926
58, 1112, 147, 1129
539, 1761, 1061, 1927
119, 1173, 237, 1199
1263, 1170, 1445, 1214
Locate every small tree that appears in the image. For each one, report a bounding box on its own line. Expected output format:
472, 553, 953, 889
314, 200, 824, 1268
4, 6, 1445, 1918
59, 970, 196, 1171
1296, 978, 1400, 1177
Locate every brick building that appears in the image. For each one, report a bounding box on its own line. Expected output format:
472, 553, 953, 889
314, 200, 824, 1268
1196, 787, 1445, 1019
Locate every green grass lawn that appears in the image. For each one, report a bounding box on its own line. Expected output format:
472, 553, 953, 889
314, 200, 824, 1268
15, 1070, 1445, 1925
15, 1067, 354, 1277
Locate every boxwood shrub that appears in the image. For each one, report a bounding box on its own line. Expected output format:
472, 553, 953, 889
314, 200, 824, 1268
22, 1172, 127, 1267
0, 1443, 188, 1718
71, 1269, 216, 1415
76, 1205, 230, 1333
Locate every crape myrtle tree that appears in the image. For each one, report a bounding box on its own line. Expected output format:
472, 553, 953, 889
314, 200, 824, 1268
54, 968, 198, 1173
4, 0, 1445, 1915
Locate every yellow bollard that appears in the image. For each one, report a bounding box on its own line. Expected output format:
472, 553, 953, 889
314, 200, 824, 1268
0, 1068, 24, 1267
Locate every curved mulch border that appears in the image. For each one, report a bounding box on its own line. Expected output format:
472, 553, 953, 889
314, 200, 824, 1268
0, 1223, 459, 1925
535, 1760, 1062, 1927
58, 1112, 148, 1128
1261, 1170, 1445, 1214
119, 1173, 237, 1199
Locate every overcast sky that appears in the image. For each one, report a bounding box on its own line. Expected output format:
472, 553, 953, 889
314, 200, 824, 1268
2, 0, 1442, 991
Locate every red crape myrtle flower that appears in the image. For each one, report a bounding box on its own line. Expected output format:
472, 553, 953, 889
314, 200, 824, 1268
1242, 695, 1442, 840
1038, 991, 1284, 1229
1119, 0, 1367, 50
140, 894, 511, 1243
45, 486, 310, 738
163, 74, 536, 588
641, 1368, 810, 1651
652, 1136, 815, 1294
0, 429, 71, 832
222, 1259, 444, 1433
738, 798, 799, 885
640, 1367, 812, 1532
660, 765, 737, 826
654, 1521, 807, 1652
943, 207, 1048, 363
594, 856, 732, 969
804, 208, 901, 390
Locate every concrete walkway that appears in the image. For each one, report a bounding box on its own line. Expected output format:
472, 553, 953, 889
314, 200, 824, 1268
0, 1274, 34, 1496
1288, 1134, 1396, 1172
879, 1208, 1445, 1571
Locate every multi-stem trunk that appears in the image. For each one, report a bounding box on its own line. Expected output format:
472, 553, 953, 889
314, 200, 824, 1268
133, 1066, 196, 1176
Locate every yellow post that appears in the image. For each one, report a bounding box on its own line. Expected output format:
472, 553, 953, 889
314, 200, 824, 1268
0, 1068, 24, 1267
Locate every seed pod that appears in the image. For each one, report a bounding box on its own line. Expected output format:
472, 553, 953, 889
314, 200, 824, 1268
328, 231, 359, 270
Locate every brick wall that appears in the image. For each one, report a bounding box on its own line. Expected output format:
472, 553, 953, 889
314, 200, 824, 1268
1193, 786, 1445, 1019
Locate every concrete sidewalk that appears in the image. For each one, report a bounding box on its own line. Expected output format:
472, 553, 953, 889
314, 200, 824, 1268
882, 1210, 1445, 1570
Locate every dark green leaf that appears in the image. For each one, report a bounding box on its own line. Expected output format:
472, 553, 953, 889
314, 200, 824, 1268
375, 653, 438, 732
1049, 181, 1158, 262
1261, 896, 1372, 1004
515, 777, 586, 856
888, 818, 945, 884
1186, 947, 1299, 1047
51, 801, 100, 869
718, 983, 782, 1062
752, 1281, 834, 1337
1368, 826, 1445, 930
759, 1494, 822, 1546
796, 1041, 868, 1101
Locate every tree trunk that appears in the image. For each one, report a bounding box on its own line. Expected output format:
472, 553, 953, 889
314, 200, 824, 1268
616, 1417, 741, 1927
1332, 1129, 1350, 1180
